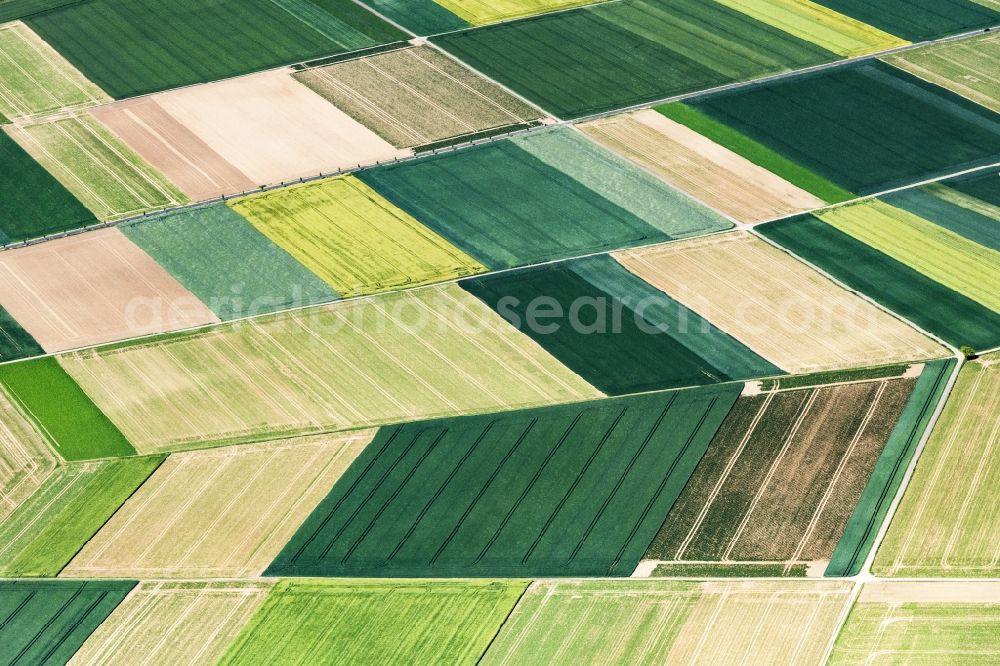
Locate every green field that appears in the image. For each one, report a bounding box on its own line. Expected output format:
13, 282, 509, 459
121, 203, 338, 321
267, 385, 739, 577
0, 579, 134, 665
25, 0, 405, 98
886, 186, 1000, 252
222, 580, 525, 665
0, 456, 161, 576
0, 305, 43, 361
812, 0, 1000, 40
359, 0, 469, 34
949, 167, 1000, 208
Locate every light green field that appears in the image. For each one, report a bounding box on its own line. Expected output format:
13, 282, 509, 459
885, 32, 1000, 113
483, 580, 852, 665
0, 385, 57, 524
875, 353, 1000, 577
229, 176, 486, 297
58, 284, 600, 453
221, 580, 527, 665
819, 200, 1000, 313
0, 21, 108, 121
926, 182, 1000, 224
434, 0, 601, 25
6, 114, 186, 219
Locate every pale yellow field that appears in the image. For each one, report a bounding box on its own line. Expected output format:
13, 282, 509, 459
435, 0, 600, 25
69, 581, 273, 666
614, 233, 944, 373
0, 385, 57, 523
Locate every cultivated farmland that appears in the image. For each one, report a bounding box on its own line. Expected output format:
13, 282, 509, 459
886, 185, 1000, 252
0, 228, 219, 352
0, 580, 134, 665
63, 431, 373, 578
221, 580, 526, 665
949, 166, 1000, 207
810, 0, 1000, 40
267, 385, 740, 577
434, 0, 601, 25
614, 233, 944, 373
483, 580, 852, 665
69, 581, 273, 666
58, 284, 601, 452
295, 45, 542, 149
229, 176, 486, 297
0, 384, 57, 523
0, 304, 42, 361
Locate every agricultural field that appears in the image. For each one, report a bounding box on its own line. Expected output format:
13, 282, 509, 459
885, 184, 1000, 252
949, 166, 1000, 207
7, 113, 186, 219
58, 284, 601, 453
24, 0, 405, 98
0, 304, 42, 361
875, 353, 1000, 577
267, 385, 739, 577
829, 581, 1000, 664
69, 581, 273, 666
0, 580, 134, 665
484, 580, 852, 665
358, 0, 470, 35
435, 0, 602, 25
614, 233, 944, 373
811, 0, 1000, 40
63, 431, 373, 578
221, 580, 526, 665
358, 128, 729, 269
294, 45, 542, 149
461, 255, 780, 394
581, 109, 826, 223
0, 383, 57, 523
0, 456, 161, 576
229, 176, 486, 297
432, 0, 836, 118
0, 228, 219, 352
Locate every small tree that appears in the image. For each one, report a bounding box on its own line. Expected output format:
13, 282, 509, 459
960, 345, 978, 360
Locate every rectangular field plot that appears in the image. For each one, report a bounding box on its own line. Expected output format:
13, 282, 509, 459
358, 0, 469, 34
435, 0, 601, 25
222, 580, 525, 665
812, 0, 1000, 40
0, 580, 134, 665
24, 0, 405, 98
483, 580, 852, 665
0, 21, 108, 121
59, 284, 600, 453
581, 109, 826, 223
7, 113, 186, 219
267, 385, 739, 577
0, 304, 42, 361
0, 228, 219, 352
875, 353, 1000, 577
949, 166, 1000, 208
830, 581, 1000, 664
615, 233, 944, 373
229, 176, 486, 297
294, 45, 542, 149
432, 0, 836, 119
69, 581, 273, 666
0, 384, 57, 523
885, 185, 1000, 252
0, 456, 161, 576
63, 431, 372, 578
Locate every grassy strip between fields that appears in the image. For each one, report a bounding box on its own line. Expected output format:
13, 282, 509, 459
650, 562, 808, 577
414, 122, 543, 153
759, 363, 911, 391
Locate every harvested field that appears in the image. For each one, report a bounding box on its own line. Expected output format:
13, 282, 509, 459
358, 0, 469, 34
69, 581, 273, 666
818, 200, 1000, 313
222, 580, 526, 665
431, 0, 836, 119
760, 215, 1000, 350
58, 284, 601, 453
0, 384, 57, 523
483, 580, 852, 665
294, 45, 541, 148
0, 21, 108, 121
0, 456, 162, 576
120, 204, 338, 321
581, 109, 826, 223
229, 176, 486, 297
885, 185, 1000, 252
689, 60, 1000, 194
885, 32, 1000, 113
644, 378, 916, 571
7, 113, 186, 219
615, 233, 944, 373
812, 0, 1000, 40
267, 385, 739, 577
0, 580, 134, 665
0, 228, 219, 352
63, 431, 372, 578
0, 304, 42, 361
875, 353, 1000, 577
461, 255, 780, 394
25, 0, 404, 98
358, 128, 728, 269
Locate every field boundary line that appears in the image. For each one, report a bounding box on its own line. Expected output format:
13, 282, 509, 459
818, 579, 862, 666
473, 581, 532, 666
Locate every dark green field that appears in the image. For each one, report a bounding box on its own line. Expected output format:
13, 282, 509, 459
812, 0, 1000, 40
947, 167, 1000, 207
460, 255, 780, 394
883, 188, 1000, 252
0, 580, 134, 664
759, 216, 1000, 350
26, 0, 405, 98
266, 384, 741, 578
688, 61, 1000, 195
360, 0, 468, 34
432, 0, 835, 118
0, 306, 43, 362
0, 0, 79, 21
